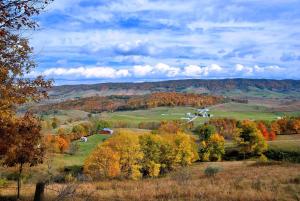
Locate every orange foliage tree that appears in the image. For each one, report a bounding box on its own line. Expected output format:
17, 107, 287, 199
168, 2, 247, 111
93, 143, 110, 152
0, 0, 52, 198
256, 121, 269, 140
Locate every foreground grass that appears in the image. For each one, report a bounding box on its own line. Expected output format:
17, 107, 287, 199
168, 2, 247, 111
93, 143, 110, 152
1, 161, 300, 201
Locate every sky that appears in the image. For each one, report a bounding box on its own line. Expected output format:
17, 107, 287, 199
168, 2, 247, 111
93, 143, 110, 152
29, 0, 300, 84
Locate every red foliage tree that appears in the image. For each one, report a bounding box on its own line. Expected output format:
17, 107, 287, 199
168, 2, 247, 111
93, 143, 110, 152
256, 122, 269, 140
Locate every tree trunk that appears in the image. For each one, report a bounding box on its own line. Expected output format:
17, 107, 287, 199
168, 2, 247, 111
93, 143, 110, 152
17, 163, 23, 199
34, 182, 45, 201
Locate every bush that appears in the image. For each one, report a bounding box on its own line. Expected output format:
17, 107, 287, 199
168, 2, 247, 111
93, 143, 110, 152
265, 150, 300, 163
257, 154, 268, 163
204, 166, 222, 177
0, 178, 8, 187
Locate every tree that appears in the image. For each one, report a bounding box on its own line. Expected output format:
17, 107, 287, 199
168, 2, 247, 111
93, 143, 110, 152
84, 132, 198, 179
157, 120, 184, 134
84, 146, 121, 179
85, 132, 143, 180
0, 1, 53, 198
56, 136, 69, 153
51, 117, 59, 129
199, 133, 225, 162
0, 0, 52, 118
195, 124, 216, 140
72, 124, 86, 136
172, 132, 199, 166
1, 113, 45, 199
234, 120, 268, 158
139, 134, 164, 177
92, 119, 111, 133
256, 121, 269, 140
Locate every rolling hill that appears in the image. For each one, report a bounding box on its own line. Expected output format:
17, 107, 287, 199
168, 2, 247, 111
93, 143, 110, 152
49, 79, 300, 101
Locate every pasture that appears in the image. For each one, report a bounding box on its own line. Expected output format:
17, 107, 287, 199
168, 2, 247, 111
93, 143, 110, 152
101, 102, 295, 127
53, 134, 109, 167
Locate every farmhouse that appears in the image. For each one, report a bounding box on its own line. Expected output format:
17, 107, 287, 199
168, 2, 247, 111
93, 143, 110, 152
196, 108, 212, 118
80, 136, 88, 142
99, 128, 114, 135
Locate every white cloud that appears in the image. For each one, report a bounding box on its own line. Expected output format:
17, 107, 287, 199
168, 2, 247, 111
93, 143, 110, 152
133, 65, 153, 77
132, 63, 180, 77
183, 65, 203, 76
29, 63, 288, 80
234, 64, 283, 76
183, 64, 223, 77
42, 67, 131, 78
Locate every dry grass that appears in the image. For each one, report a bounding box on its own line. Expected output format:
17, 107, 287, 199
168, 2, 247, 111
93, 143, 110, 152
1, 161, 300, 201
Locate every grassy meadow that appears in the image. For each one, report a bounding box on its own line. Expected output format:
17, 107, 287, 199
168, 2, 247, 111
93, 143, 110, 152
52, 134, 110, 167
100, 102, 295, 127
2, 98, 300, 201
1, 161, 300, 201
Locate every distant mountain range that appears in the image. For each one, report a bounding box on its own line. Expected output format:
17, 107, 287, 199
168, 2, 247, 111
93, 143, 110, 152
49, 79, 300, 100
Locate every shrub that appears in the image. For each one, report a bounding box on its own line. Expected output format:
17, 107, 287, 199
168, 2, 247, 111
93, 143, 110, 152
204, 166, 222, 177
257, 154, 268, 163
0, 178, 8, 187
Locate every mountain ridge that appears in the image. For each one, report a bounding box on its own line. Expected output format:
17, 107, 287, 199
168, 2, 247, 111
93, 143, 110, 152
49, 79, 300, 100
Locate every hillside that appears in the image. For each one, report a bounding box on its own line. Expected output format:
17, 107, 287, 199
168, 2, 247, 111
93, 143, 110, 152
49, 79, 300, 101
32, 92, 224, 113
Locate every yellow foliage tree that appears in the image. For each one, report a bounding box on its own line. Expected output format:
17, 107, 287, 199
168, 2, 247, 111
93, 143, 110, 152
234, 120, 268, 158
199, 133, 225, 161
84, 146, 120, 179
85, 131, 199, 180
85, 132, 143, 180
170, 132, 199, 166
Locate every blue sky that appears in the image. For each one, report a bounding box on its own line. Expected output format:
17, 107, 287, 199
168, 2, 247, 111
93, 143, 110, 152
29, 0, 300, 84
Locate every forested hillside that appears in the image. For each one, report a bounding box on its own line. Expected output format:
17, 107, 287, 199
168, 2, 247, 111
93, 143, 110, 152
32, 92, 225, 113
49, 79, 300, 100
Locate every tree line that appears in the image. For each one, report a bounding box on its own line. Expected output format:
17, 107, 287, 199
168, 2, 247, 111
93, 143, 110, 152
32, 92, 225, 113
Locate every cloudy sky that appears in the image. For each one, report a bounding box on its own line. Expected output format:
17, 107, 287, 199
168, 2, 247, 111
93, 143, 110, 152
30, 0, 300, 84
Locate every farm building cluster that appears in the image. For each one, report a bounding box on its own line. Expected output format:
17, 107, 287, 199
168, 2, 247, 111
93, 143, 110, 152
182, 108, 213, 122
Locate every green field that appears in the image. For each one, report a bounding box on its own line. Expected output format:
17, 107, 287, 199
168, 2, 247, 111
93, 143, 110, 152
268, 134, 300, 152
100, 102, 294, 127
54, 134, 110, 166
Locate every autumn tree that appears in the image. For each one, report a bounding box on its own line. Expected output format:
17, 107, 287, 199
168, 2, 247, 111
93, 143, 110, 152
1, 114, 45, 199
208, 118, 237, 139
195, 124, 216, 140
157, 120, 184, 134
256, 121, 269, 140
72, 124, 86, 136
199, 133, 225, 162
84, 131, 198, 179
56, 136, 69, 153
0, 0, 52, 118
84, 146, 121, 179
0, 0, 53, 198
234, 120, 268, 159
139, 134, 164, 177
85, 132, 143, 180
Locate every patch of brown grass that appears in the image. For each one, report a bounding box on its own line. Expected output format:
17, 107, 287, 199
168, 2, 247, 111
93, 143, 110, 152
1, 161, 300, 201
